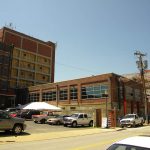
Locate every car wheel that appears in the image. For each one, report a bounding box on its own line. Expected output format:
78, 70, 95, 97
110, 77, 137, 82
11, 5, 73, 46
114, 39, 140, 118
5, 130, 11, 133
140, 121, 143, 126
72, 121, 77, 127
64, 124, 67, 127
57, 121, 61, 125
13, 124, 22, 134
40, 119, 46, 124
132, 122, 136, 128
89, 121, 93, 127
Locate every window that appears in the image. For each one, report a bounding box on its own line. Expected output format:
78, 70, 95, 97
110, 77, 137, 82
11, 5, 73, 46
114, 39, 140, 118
0, 112, 9, 119
29, 93, 40, 102
28, 64, 31, 68
81, 84, 108, 100
79, 114, 83, 118
42, 90, 56, 101
59, 88, 68, 100
84, 114, 88, 118
70, 86, 78, 100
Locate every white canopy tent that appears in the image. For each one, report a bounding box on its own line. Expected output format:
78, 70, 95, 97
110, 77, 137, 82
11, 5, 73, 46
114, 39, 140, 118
18, 102, 61, 111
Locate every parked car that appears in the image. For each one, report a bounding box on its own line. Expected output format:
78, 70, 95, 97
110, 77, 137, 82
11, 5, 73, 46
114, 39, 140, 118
47, 115, 70, 125
0, 110, 26, 134
63, 113, 93, 127
107, 136, 150, 150
32, 111, 57, 124
20, 110, 41, 119
120, 114, 144, 128
8, 111, 18, 117
5, 107, 20, 112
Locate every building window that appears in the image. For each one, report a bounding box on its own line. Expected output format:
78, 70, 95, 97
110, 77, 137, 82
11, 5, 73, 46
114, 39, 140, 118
81, 84, 108, 99
29, 93, 40, 102
59, 88, 68, 100
70, 86, 78, 100
42, 90, 56, 101
28, 64, 31, 68
70, 107, 76, 110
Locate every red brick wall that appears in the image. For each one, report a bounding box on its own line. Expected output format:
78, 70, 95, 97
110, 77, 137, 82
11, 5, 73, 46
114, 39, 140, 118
4, 31, 21, 48
22, 38, 37, 53
51, 48, 55, 82
38, 43, 51, 57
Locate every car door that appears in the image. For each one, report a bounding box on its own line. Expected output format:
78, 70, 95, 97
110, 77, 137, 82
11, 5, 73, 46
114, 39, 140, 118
78, 114, 88, 125
135, 115, 140, 124
83, 114, 89, 125
0, 111, 12, 129
78, 114, 84, 125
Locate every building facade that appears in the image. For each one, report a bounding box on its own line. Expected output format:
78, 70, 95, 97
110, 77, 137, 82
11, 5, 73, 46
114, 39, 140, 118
123, 70, 150, 116
29, 73, 144, 126
0, 27, 55, 108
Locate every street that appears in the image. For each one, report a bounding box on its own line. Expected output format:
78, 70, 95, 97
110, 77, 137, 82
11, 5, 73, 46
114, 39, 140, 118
0, 121, 150, 150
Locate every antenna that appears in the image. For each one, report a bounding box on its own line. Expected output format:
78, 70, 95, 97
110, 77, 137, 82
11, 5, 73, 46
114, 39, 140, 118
5, 23, 15, 30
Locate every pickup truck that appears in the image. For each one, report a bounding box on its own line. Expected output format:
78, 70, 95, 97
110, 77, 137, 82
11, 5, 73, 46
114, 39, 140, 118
63, 113, 93, 127
120, 114, 144, 128
0, 110, 26, 134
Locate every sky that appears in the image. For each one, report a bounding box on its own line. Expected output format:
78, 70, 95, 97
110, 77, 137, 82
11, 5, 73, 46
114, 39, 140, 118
0, 0, 150, 82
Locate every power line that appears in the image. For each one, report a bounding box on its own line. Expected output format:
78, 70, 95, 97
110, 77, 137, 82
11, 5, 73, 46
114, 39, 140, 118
56, 61, 99, 75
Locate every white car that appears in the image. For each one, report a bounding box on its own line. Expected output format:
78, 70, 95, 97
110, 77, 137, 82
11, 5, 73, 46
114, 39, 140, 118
107, 136, 150, 150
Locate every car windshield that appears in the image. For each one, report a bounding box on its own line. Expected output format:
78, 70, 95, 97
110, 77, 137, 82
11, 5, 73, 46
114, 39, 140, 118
123, 114, 135, 119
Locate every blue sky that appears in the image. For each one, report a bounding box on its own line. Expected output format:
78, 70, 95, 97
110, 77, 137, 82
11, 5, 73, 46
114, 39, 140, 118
0, 0, 150, 82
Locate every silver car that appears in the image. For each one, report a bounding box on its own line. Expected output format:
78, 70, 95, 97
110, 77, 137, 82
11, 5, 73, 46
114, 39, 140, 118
0, 110, 26, 134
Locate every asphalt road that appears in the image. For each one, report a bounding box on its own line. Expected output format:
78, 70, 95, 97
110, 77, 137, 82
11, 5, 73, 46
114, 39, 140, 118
0, 125, 150, 150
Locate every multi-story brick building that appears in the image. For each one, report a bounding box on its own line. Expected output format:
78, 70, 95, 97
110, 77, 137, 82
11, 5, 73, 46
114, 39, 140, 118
0, 27, 55, 108
29, 73, 144, 126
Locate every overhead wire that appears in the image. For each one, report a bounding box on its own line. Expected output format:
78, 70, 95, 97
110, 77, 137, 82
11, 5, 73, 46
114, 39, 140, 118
55, 61, 99, 75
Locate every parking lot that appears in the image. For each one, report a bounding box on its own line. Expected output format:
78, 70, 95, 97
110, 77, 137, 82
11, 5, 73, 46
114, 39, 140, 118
0, 119, 94, 137
25, 120, 91, 134
0, 119, 105, 144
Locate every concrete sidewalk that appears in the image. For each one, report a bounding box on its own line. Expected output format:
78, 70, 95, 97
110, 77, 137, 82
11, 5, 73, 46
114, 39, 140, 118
0, 128, 118, 144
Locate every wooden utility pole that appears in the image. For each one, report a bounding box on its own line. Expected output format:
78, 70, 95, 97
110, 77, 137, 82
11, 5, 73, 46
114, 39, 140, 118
134, 51, 148, 123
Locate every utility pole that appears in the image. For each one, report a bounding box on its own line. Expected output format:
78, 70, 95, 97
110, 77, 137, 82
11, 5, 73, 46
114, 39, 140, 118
134, 51, 148, 124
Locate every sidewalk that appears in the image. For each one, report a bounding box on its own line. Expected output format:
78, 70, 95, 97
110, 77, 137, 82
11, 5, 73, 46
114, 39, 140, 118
0, 127, 118, 144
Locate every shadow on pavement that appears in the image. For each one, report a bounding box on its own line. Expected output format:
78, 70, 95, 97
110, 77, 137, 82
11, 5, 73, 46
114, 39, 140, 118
0, 131, 30, 137
116, 128, 126, 131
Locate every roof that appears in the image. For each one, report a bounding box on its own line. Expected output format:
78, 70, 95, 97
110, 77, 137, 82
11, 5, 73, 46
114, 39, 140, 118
1, 27, 55, 47
116, 136, 150, 148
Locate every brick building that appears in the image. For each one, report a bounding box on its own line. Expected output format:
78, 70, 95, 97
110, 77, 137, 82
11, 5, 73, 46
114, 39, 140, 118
29, 73, 144, 126
0, 27, 55, 108
123, 70, 150, 116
